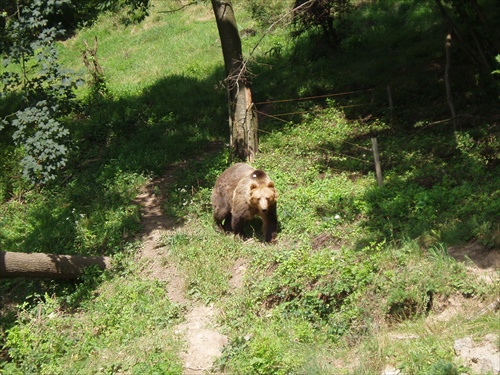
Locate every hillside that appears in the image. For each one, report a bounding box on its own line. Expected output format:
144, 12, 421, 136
1, 1, 499, 374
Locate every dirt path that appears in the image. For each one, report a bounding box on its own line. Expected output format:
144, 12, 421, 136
134, 167, 229, 373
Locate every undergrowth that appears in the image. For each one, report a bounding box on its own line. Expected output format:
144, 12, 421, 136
1, 1, 499, 374
4, 275, 183, 374
159, 104, 498, 374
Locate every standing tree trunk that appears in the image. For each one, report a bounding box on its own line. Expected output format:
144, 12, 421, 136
211, 0, 258, 162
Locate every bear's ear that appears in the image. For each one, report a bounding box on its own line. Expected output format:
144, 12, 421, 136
250, 182, 258, 190
267, 181, 275, 188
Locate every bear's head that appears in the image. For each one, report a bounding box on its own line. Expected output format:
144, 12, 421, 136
249, 181, 277, 214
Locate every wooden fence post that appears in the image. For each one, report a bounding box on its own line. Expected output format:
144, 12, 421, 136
371, 138, 383, 186
445, 33, 457, 131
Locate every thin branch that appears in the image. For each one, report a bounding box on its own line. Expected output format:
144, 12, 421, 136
248, 0, 316, 58
233, 0, 317, 86
157, 1, 198, 14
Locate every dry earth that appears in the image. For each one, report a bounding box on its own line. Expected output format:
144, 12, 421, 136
134, 165, 231, 374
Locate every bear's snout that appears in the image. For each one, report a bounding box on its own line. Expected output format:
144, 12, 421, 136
257, 198, 269, 213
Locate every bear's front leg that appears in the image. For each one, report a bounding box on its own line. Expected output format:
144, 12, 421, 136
262, 205, 278, 243
231, 216, 247, 239
222, 212, 233, 232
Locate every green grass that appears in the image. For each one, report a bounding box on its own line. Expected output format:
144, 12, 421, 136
59, 2, 222, 90
4, 269, 183, 374
1, 1, 499, 374
0, 1, 229, 256
153, 99, 497, 373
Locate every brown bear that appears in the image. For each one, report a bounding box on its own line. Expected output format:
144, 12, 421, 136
211, 163, 278, 242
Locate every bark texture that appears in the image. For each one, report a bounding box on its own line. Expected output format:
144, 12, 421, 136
0, 251, 111, 279
211, 0, 258, 162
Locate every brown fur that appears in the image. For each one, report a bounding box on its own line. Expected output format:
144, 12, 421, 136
211, 163, 278, 242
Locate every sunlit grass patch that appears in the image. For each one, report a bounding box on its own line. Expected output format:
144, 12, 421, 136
4, 275, 183, 375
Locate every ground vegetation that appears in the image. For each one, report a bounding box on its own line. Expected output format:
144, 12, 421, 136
1, 1, 499, 373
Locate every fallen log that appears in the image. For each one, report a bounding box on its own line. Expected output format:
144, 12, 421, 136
0, 251, 111, 279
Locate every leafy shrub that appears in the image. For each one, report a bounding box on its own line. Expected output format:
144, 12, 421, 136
1, 0, 82, 184
1, 1, 80, 106
10, 102, 69, 183
244, 0, 294, 27
292, 0, 353, 49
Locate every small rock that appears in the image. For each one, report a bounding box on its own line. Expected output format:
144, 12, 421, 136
454, 337, 475, 355
382, 365, 401, 375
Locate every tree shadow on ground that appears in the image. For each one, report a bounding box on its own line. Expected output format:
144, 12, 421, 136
8, 69, 229, 257
245, 0, 500, 250
0, 68, 231, 345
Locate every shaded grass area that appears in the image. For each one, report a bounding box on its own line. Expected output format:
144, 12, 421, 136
1, 3, 229, 370
1, 0, 228, 255
2, 255, 184, 374
0, 73, 227, 255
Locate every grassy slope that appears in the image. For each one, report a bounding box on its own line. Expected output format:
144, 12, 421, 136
1, 1, 499, 374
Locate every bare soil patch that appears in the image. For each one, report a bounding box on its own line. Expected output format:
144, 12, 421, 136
176, 305, 228, 374
454, 334, 500, 374
427, 243, 499, 323
228, 257, 248, 290
134, 177, 176, 281
134, 164, 228, 373
448, 242, 500, 284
